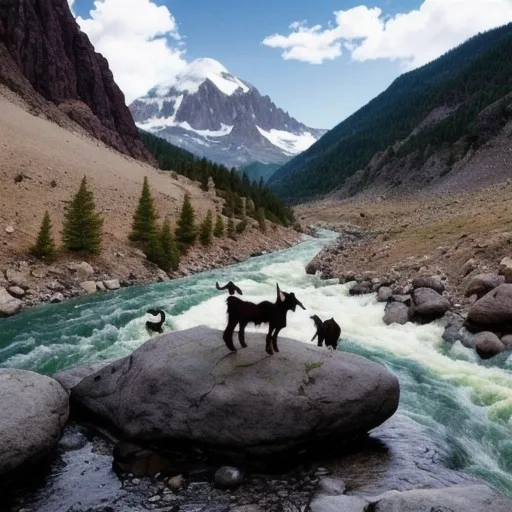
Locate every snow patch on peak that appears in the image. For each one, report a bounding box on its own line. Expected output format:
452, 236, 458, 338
155, 58, 249, 97
256, 127, 317, 155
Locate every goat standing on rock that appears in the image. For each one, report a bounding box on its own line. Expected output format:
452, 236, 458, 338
310, 315, 341, 350
223, 283, 305, 355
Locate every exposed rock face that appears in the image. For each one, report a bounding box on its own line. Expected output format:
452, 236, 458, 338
0, 370, 69, 478
0, 0, 153, 163
70, 327, 400, 460
467, 284, 512, 331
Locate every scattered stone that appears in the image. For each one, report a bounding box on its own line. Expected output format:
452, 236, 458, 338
7, 286, 25, 298
31, 269, 48, 279
349, 282, 373, 296
377, 287, 393, 302
148, 495, 161, 503
167, 474, 186, 491
501, 335, 512, 350
6, 270, 29, 289
410, 288, 450, 323
412, 276, 445, 294
467, 284, 512, 331
103, 279, 120, 291
465, 274, 505, 299
309, 495, 369, 512
460, 258, 477, 277
0, 287, 23, 316
80, 281, 97, 295
5, 226, 14, 234
70, 327, 400, 460
96, 281, 106, 292
317, 477, 346, 496
214, 466, 244, 489
383, 301, 409, 326
499, 257, 512, 283
306, 261, 320, 275
0, 370, 69, 478
475, 332, 505, 359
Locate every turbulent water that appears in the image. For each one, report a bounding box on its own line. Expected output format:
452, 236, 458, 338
1, 229, 512, 495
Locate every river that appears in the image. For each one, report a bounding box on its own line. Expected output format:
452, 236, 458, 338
1, 229, 511, 496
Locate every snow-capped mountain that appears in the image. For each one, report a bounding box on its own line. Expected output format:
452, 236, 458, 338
129, 58, 325, 168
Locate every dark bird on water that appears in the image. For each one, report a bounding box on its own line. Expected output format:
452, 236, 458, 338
216, 281, 243, 296
146, 309, 166, 334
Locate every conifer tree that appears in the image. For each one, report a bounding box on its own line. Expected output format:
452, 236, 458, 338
30, 211, 56, 260
213, 214, 224, 238
236, 218, 247, 234
130, 176, 157, 243
62, 176, 103, 254
199, 210, 213, 246
175, 193, 197, 253
145, 220, 180, 272
227, 216, 236, 240
256, 207, 266, 233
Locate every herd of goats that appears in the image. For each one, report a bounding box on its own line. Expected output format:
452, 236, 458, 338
145, 281, 341, 356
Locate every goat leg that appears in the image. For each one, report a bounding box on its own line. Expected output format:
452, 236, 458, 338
317, 334, 324, 348
238, 322, 248, 348
265, 327, 274, 355
223, 318, 238, 352
272, 328, 281, 353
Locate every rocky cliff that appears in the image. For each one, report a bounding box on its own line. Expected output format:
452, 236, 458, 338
0, 0, 153, 163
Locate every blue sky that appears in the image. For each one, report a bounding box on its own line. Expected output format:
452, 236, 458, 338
71, 1, 512, 129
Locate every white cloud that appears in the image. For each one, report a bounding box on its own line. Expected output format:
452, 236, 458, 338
76, 0, 187, 103
262, 0, 512, 69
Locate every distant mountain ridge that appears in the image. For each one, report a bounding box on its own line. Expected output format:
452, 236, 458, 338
0, 0, 153, 163
130, 58, 325, 168
268, 23, 512, 202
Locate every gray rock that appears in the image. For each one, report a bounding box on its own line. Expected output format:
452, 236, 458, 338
467, 284, 512, 331
74, 261, 94, 278
475, 331, 505, 359
501, 334, 512, 350
53, 361, 115, 392
96, 281, 106, 292
499, 256, 512, 283
383, 302, 409, 325
167, 474, 186, 491
5, 270, 29, 289
373, 484, 512, 512
377, 287, 393, 303
58, 428, 88, 451
349, 282, 373, 296
410, 288, 450, 322
80, 281, 97, 295
306, 261, 320, 275
412, 275, 445, 294
309, 495, 369, 512
442, 315, 464, 344
7, 285, 25, 298
0, 370, 69, 477
113, 441, 174, 477
465, 273, 505, 299
71, 327, 399, 458
50, 292, 65, 303
103, 279, 121, 291
0, 287, 23, 316
214, 466, 244, 489
317, 476, 346, 496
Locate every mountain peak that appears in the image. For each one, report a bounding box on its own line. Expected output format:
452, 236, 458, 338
154, 58, 250, 98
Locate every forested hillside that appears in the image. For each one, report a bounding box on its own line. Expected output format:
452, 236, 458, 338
268, 23, 512, 202
139, 131, 295, 226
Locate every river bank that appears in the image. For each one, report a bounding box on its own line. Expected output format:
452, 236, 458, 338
0, 223, 302, 317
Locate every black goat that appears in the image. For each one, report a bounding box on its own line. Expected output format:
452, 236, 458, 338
216, 281, 243, 296
146, 309, 166, 334
223, 283, 305, 355
310, 315, 341, 350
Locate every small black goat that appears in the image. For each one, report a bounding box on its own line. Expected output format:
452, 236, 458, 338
146, 309, 166, 334
216, 281, 243, 296
223, 283, 305, 355
310, 315, 341, 350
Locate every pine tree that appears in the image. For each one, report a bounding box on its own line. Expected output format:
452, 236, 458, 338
130, 177, 157, 243
30, 211, 56, 260
227, 216, 236, 240
236, 218, 247, 234
199, 210, 213, 246
159, 219, 180, 271
62, 177, 103, 254
256, 207, 266, 233
213, 214, 224, 238
175, 193, 197, 253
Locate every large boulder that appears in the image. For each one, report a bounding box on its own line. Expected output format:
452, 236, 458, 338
54, 361, 115, 391
410, 288, 450, 323
377, 287, 393, 303
465, 274, 505, 299
383, 301, 409, 325
0, 370, 69, 478
412, 276, 445, 294
0, 287, 23, 317
373, 485, 512, 512
475, 332, 505, 359
70, 327, 399, 459
467, 284, 512, 331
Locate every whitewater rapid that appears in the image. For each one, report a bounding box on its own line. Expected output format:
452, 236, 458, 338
0, 229, 511, 493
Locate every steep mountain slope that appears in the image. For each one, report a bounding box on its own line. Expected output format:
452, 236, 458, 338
0, 0, 152, 163
130, 58, 325, 168
269, 23, 512, 202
